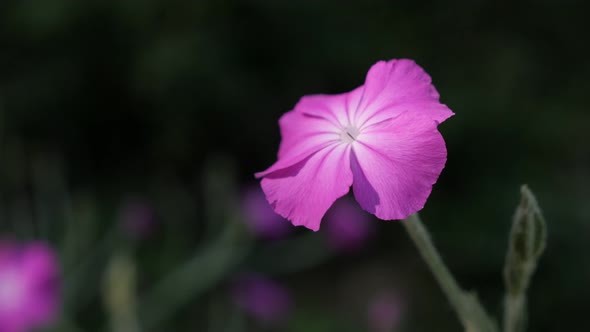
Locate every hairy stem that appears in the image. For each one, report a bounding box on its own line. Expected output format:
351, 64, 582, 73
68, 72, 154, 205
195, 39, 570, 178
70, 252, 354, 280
402, 214, 498, 332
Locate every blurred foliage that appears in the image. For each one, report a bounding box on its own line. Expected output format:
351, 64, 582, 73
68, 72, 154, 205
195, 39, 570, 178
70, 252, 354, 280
0, 0, 588, 331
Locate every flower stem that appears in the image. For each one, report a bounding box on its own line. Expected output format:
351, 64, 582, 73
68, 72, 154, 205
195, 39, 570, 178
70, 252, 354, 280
503, 294, 526, 332
402, 214, 498, 332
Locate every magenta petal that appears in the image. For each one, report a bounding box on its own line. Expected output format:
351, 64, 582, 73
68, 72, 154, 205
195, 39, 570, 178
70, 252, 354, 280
256, 89, 364, 178
354, 59, 453, 127
293, 87, 364, 128
255, 110, 340, 178
20, 244, 60, 324
351, 112, 447, 220
260, 144, 353, 231
0, 242, 60, 332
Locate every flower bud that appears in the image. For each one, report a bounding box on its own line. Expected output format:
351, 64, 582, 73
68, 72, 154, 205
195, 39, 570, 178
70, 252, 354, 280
504, 185, 547, 295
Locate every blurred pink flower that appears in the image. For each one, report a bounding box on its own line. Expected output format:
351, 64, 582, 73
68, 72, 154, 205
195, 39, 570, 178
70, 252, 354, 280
323, 197, 374, 252
368, 292, 404, 332
0, 242, 60, 332
256, 59, 453, 231
120, 198, 157, 240
241, 186, 291, 240
231, 274, 292, 326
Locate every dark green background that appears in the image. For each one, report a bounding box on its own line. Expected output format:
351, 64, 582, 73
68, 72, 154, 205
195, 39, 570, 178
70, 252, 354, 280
0, 0, 588, 331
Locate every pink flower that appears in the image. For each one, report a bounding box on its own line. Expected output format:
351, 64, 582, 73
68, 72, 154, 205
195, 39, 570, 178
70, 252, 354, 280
0, 242, 60, 332
241, 185, 292, 240
256, 59, 453, 230
323, 197, 374, 252
230, 274, 292, 326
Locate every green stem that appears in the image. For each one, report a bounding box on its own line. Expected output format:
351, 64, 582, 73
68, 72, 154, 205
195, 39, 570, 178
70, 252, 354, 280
503, 294, 526, 332
402, 214, 498, 332
138, 221, 248, 330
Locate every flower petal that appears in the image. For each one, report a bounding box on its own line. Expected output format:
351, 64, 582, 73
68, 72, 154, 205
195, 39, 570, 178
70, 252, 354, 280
255, 110, 340, 178
293, 87, 364, 129
353, 59, 453, 128
351, 112, 447, 220
260, 144, 353, 231
20, 243, 60, 324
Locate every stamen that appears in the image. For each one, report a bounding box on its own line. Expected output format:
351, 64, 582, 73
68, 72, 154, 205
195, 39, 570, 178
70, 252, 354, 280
340, 126, 360, 143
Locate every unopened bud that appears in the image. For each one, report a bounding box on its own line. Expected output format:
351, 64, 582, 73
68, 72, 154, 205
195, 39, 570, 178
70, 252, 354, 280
504, 185, 547, 295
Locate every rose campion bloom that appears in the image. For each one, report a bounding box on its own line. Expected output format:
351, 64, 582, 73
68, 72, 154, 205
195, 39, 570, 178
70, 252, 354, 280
241, 186, 292, 240
231, 274, 292, 326
0, 242, 60, 332
256, 59, 453, 230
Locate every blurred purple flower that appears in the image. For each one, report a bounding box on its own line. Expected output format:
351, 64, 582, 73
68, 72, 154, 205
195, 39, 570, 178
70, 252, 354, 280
241, 186, 291, 240
0, 241, 60, 332
368, 292, 404, 332
323, 198, 374, 252
231, 274, 292, 326
120, 198, 157, 240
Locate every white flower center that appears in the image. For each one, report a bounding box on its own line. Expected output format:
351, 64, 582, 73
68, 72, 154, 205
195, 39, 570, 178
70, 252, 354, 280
340, 126, 360, 144
0, 269, 25, 310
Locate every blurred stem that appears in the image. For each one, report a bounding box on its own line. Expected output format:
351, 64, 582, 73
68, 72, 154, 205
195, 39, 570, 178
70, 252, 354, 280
503, 295, 525, 332
103, 254, 140, 332
402, 214, 498, 332
138, 219, 248, 330
63, 224, 118, 313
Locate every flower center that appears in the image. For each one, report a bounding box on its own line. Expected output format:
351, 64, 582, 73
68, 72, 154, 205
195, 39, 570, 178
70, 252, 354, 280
340, 126, 360, 144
